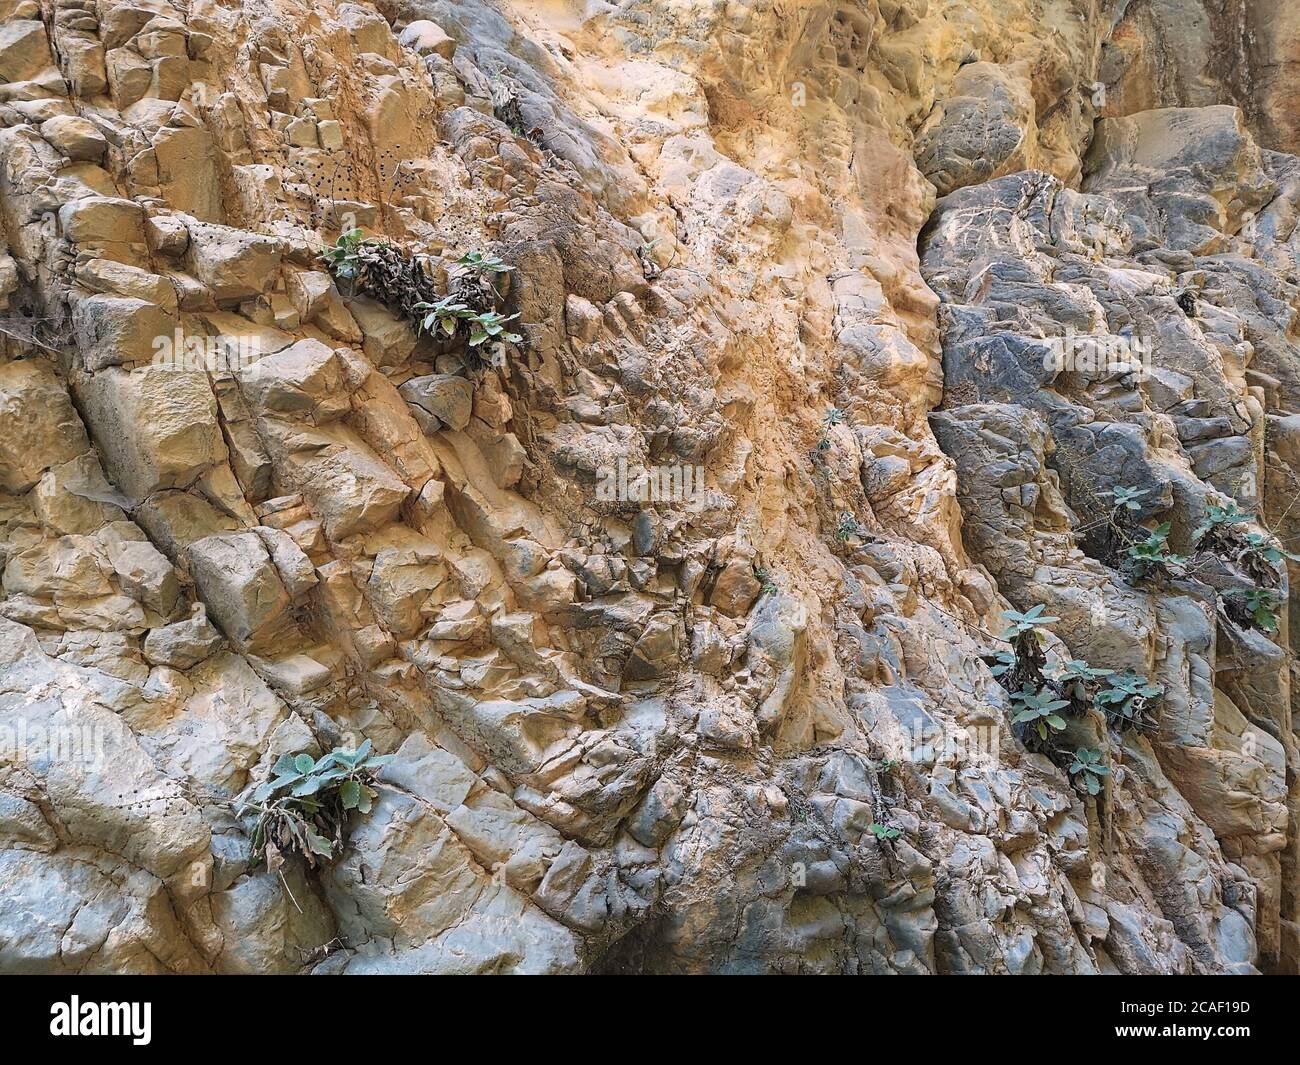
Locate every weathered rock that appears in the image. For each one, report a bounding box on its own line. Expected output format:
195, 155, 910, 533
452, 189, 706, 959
3, 0, 1300, 979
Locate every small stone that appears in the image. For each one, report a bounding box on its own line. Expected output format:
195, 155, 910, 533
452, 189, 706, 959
143, 609, 224, 669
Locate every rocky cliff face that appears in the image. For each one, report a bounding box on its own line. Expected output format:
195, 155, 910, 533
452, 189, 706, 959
1, 0, 1299, 974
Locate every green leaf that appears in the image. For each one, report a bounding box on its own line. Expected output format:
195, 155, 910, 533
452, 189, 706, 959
1046, 715, 1067, 730
291, 775, 324, 797
294, 753, 315, 774
340, 779, 361, 810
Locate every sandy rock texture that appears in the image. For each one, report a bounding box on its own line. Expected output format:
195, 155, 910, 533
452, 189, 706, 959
1, 0, 1299, 974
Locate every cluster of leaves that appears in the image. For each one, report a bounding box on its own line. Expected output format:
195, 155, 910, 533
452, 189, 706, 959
1101, 485, 1150, 515
321, 229, 439, 309
1191, 501, 1254, 550
1240, 531, 1300, 573
1123, 521, 1187, 582
1095, 670, 1164, 732
1098, 485, 1189, 586
239, 742, 393, 870
413, 296, 522, 348
322, 234, 521, 359
1010, 686, 1071, 743
985, 601, 1163, 796
868, 822, 901, 841
995, 605, 1055, 690
836, 511, 865, 543
1189, 500, 1295, 634
412, 251, 521, 356
753, 565, 778, 598
1090, 484, 1150, 566
1055, 658, 1114, 715
811, 407, 843, 470
1068, 748, 1110, 796
1225, 585, 1284, 634
986, 649, 1016, 679
1001, 604, 1058, 641
991, 606, 1065, 750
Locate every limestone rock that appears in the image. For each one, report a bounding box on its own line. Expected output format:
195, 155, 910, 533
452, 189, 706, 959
3, 0, 1300, 980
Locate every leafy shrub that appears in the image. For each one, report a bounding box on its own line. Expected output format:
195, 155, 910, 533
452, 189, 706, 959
452, 250, 513, 278
836, 511, 864, 543
1225, 585, 1283, 634
240, 742, 392, 870
993, 604, 1058, 691
322, 233, 521, 360
1000, 604, 1060, 640
1056, 659, 1113, 698
1096, 670, 1163, 732
321, 229, 439, 310
1069, 748, 1109, 796
1009, 686, 1071, 742
1055, 658, 1114, 714
1240, 531, 1300, 571
1101, 485, 1149, 514
1123, 522, 1186, 582
413, 295, 522, 347
869, 822, 901, 841
986, 649, 1016, 679
321, 228, 380, 281
1191, 502, 1254, 546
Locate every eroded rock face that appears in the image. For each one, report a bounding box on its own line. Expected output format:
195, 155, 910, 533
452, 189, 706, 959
0, 0, 1298, 975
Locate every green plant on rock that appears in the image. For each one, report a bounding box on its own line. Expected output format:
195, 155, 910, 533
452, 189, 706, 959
1225, 585, 1283, 634
869, 822, 901, 841
321, 232, 522, 360
1100, 485, 1150, 514
239, 741, 393, 870
836, 511, 864, 543
986, 605, 1060, 706
320, 229, 445, 316
1000, 604, 1060, 641
1123, 522, 1187, 582
753, 565, 778, 597
452, 250, 514, 278
412, 296, 522, 347
1009, 686, 1071, 743
1068, 747, 1110, 796
321, 228, 389, 281
1239, 531, 1300, 574
1191, 501, 1254, 546
1055, 658, 1114, 713
1096, 670, 1163, 732
823, 407, 844, 428
986, 649, 1016, 679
